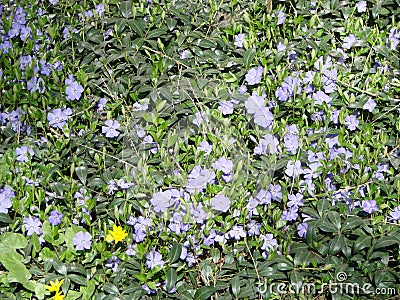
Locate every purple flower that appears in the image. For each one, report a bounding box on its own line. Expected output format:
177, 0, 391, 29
219, 100, 235, 115
363, 98, 376, 112
186, 166, 215, 194
254, 106, 274, 128
389, 206, 400, 221
313, 91, 331, 105
356, 1, 367, 12
388, 28, 400, 50
285, 160, 303, 178
13, 7, 26, 24
73, 231, 92, 250
254, 134, 279, 155
234, 33, 246, 48
342, 34, 357, 49
238, 85, 248, 94
284, 134, 299, 154
344, 114, 359, 131
276, 11, 285, 25
105, 256, 120, 272
142, 283, 159, 294
199, 141, 212, 156
256, 189, 272, 205
210, 194, 230, 213
227, 225, 246, 240
245, 66, 264, 85
297, 222, 308, 238
126, 244, 137, 256
287, 193, 304, 210
0, 186, 14, 214
245, 92, 266, 114
15, 146, 34, 162
95, 4, 106, 16
151, 191, 172, 214
281, 208, 299, 221
102, 120, 120, 138
49, 210, 63, 225
192, 111, 209, 126
212, 157, 233, 174
66, 81, 84, 100
47, 107, 72, 129
23, 216, 42, 236
203, 229, 217, 246
277, 42, 286, 52
247, 220, 261, 236
260, 234, 278, 252
27, 76, 45, 94
146, 250, 164, 269
97, 98, 108, 114
20, 55, 32, 70
270, 183, 282, 201
275, 75, 302, 102
362, 200, 378, 214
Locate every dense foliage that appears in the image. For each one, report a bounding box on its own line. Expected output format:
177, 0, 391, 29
1, 0, 400, 299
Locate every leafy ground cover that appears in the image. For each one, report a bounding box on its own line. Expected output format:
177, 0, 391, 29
1, 0, 400, 299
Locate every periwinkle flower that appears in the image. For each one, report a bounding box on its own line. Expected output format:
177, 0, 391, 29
105, 256, 120, 272
15, 146, 34, 162
342, 34, 357, 49
49, 210, 63, 225
27, 76, 45, 94
47, 107, 72, 129
276, 11, 285, 25
186, 166, 215, 194
247, 220, 261, 236
65, 81, 84, 100
363, 98, 376, 112
260, 233, 278, 252
245, 66, 264, 85
227, 225, 246, 240
362, 200, 378, 214
344, 114, 359, 131
73, 231, 92, 250
389, 206, 400, 221
102, 120, 120, 138
0, 186, 14, 214
23, 216, 42, 236
285, 160, 303, 178
297, 222, 308, 238
356, 1, 367, 13
146, 249, 164, 269
234, 33, 246, 48
210, 194, 230, 213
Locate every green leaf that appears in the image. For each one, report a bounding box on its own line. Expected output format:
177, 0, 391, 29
120, 1, 132, 19
243, 48, 257, 69
75, 166, 88, 184
327, 211, 341, 230
317, 199, 330, 217
194, 286, 218, 300
289, 270, 304, 291
166, 242, 182, 263
353, 235, 371, 253
374, 236, 399, 249
329, 235, 343, 255
231, 276, 241, 298
318, 220, 338, 233
68, 274, 87, 286
165, 268, 177, 292
103, 282, 119, 295
128, 20, 146, 37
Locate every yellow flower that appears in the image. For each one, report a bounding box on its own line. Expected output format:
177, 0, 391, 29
105, 233, 114, 243
53, 290, 65, 300
109, 225, 128, 243
45, 279, 64, 293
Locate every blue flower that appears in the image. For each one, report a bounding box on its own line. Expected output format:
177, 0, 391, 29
66, 80, 84, 100
0, 186, 14, 214
362, 200, 378, 214
49, 210, 63, 226
342, 34, 357, 49
234, 33, 246, 48
210, 194, 230, 213
276, 11, 285, 25
73, 231, 92, 250
146, 249, 164, 269
15, 146, 34, 162
245, 66, 264, 85
102, 120, 120, 138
